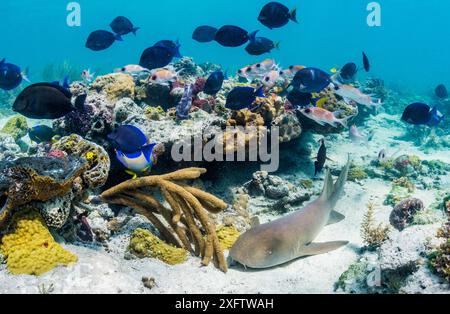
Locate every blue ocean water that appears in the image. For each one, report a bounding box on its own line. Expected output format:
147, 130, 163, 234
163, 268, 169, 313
0, 0, 449, 93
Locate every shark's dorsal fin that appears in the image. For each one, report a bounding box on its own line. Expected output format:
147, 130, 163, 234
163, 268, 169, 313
321, 169, 334, 201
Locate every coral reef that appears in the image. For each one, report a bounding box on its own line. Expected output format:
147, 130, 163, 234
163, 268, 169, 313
0, 157, 88, 227
0, 208, 77, 275
92, 73, 135, 103
173, 57, 205, 78
0, 133, 26, 161
271, 113, 302, 143
429, 210, 450, 282
361, 202, 390, 249
347, 164, 369, 182
0, 115, 28, 142
127, 228, 187, 265
95, 168, 229, 272
384, 177, 415, 206
243, 171, 311, 214
51, 135, 110, 189
390, 198, 425, 231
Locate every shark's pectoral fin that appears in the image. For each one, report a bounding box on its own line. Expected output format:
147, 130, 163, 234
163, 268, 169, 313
301, 241, 349, 256
327, 211, 346, 225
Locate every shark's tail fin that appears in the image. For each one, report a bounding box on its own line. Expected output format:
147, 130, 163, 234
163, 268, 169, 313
321, 156, 351, 208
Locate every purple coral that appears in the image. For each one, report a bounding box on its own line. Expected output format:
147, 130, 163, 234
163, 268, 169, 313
390, 198, 424, 231
176, 84, 194, 120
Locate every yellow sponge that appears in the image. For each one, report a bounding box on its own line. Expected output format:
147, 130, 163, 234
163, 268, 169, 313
129, 228, 187, 265
0, 209, 77, 276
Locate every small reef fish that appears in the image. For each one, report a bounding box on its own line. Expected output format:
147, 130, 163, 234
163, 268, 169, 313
108, 125, 149, 154
154, 40, 182, 59
192, 25, 218, 43
315, 138, 327, 176
148, 68, 178, 85
401, 103, 444, 126
258, 2, 298, 29
204, 70, 226, 95
334, 84, 382, 107
435, 84, 448, 99
117, 64, 150, 75
230, 158, 350, 269
214, 26, 258, 48
362, 52, 370, 72
116, 143, 158, 178
378, 149, 387, 162
287, 90, 326, 108
0, 58, 29, 90
349, 124, 374, 143
13, 82, 86, 119
333, 62, 358, 81
176, 84, 194, 120
291, 67, 332, 93
238, 59, 277, 80
280, 65, 305, 78
262, 70, 284, 88
226, 86, 265, 111
245, 37, 279, 56
28, 125, 57, 143
85, 30, 122, 51
139, 46, 174, 70
299, 107, 350, 128
110, 16, 140, 36
81, 69, 95, 83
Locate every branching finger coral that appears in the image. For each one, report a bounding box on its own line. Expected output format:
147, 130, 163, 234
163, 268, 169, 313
361, 202, 390, 249
95, 168, 229, 272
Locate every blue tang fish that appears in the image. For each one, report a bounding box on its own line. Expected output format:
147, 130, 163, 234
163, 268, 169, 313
116, 143, 158, 178
226, 86, 265, 111
0, 58, 29, 90
401, 103, 444, 126
204, 70, 226, 95
291, 67, 331, 93
108, 125, 149, 154
154, 40, 182, 58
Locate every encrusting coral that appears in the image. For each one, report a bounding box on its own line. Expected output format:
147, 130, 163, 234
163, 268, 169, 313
51, 134, 110, 189
0, 115, 28, 142
95, 168, 229, 272
0, 208, 77, 275
92, 73, 135, 103
128, 228, 187, 265
361, 202, 390, 249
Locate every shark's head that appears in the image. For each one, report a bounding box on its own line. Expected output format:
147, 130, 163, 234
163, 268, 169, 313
230, 229, 286, 269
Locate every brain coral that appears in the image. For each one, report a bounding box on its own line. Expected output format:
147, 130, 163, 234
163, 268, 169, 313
0, 208, 77, 276
52, 135, 110, 189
